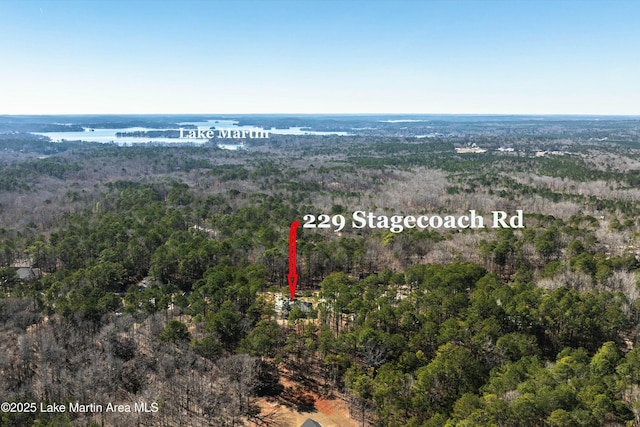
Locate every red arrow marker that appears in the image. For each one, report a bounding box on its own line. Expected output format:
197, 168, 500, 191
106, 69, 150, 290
288, 220, 300, 300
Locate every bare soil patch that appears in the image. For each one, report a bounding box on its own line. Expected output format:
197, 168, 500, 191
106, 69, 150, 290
254, 369, 357, 427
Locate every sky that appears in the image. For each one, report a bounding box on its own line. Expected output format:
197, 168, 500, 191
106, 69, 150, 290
0, 0, 638, 115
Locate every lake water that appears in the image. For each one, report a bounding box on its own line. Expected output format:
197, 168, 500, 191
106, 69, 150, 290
33, 119, 350, 145
34, 127, 202, 144
180, 120, 351, 136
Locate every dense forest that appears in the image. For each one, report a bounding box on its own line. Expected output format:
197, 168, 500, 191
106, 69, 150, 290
1, 117, 640, 426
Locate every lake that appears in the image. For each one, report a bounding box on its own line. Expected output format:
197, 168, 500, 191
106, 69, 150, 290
33, 119, 350, 145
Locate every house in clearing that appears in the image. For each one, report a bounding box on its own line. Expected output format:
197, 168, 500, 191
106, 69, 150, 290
274, 294, 314, 317
16, 267, 42, 281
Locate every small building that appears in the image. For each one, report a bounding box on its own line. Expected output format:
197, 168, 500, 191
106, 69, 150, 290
300, 419, 323, 427
16, 267, 42, 282
275, 294, 314, 317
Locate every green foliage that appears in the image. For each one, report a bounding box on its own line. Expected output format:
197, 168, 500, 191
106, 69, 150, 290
159, 320, 190, 343
191, 335, 223, 360
240, 320, 284, 358
0, 267, 18, 292
3, 128, 640, 426
206, 301, 241, 349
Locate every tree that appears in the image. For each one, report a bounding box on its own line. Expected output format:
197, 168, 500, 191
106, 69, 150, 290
590, 341, 619, 377
0, 267, 18, 293
412, 343, 485, 419
159, 320, 190, 343
240, 320, 284, 359
191, 335, 223, 360
207, 301, 242, 349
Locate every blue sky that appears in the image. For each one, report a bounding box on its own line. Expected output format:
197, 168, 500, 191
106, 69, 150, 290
1, 0, 638, 114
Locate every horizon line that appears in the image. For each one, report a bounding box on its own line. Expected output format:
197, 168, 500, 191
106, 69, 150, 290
1, 112, 640, 118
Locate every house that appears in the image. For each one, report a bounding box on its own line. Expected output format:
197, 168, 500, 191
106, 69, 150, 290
300, 419, 323, 427
15, 267, 42, 282
275, 294, 314, 317
275, 295, 311, 311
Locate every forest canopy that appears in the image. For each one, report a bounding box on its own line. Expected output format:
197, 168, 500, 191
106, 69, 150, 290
1, 116, 640, 426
